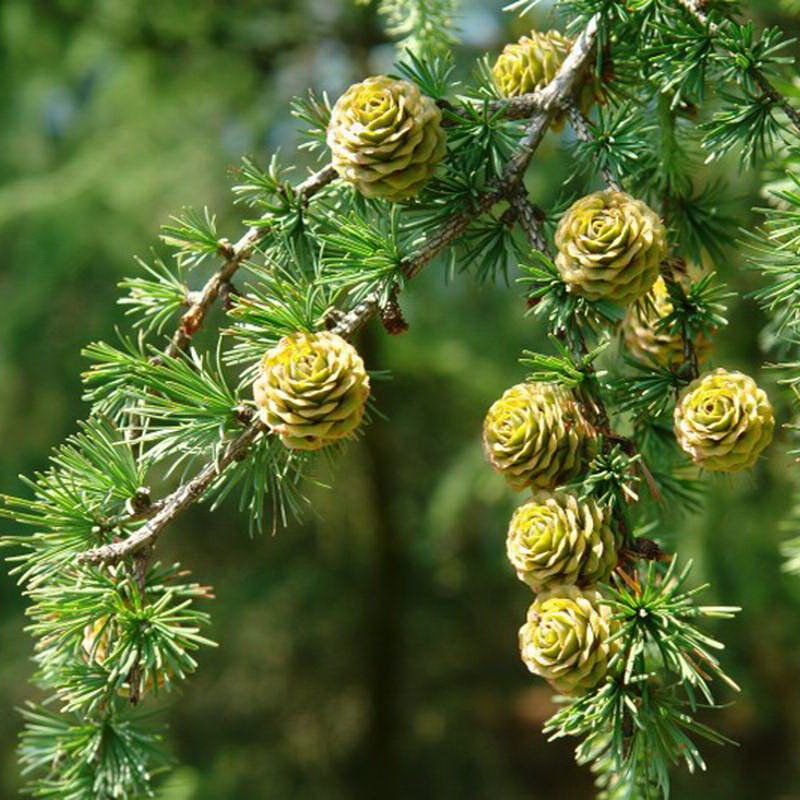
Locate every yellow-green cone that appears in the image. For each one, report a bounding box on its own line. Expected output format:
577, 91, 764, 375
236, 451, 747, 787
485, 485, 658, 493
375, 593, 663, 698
622, 276, 713, 368
254, 331, 370, 451
673, 368, 774, 472
482, 382, 597, 491
555, 191, 667, 306
519, 585, 618, 695
492, 30, 573, 97
507, 491, 618, 591
326, 75, 446, 201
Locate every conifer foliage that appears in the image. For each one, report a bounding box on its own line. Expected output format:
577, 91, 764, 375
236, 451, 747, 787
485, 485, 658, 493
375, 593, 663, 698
3, 0, 800, 796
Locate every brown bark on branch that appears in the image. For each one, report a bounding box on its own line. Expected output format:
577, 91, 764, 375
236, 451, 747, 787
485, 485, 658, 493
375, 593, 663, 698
506, 189, 550, 256
443, 92, 551, 125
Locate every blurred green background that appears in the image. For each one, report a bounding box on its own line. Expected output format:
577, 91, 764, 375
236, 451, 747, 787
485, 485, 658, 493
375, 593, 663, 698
2, 0, 800, 797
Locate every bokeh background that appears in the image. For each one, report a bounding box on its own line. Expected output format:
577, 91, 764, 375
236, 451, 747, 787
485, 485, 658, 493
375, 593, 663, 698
2, 1, 800, 797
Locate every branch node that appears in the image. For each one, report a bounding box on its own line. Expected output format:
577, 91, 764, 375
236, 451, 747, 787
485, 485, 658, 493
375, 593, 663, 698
125, 487, 152, 516
220, 280, 241, 312
216, 238, 235, 259
623, 537, 673, 563
322, 308, 347, 331
380, 285, 409, 336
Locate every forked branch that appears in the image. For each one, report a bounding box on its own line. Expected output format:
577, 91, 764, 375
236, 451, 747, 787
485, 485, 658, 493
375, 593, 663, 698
164, 165, 337, 358
77, 14, 601, 568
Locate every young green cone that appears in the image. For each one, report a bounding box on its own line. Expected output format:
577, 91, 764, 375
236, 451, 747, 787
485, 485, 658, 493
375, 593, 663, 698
555, 191, 667, 306
254, 331, 370, 451
492, 30, 573, 97
673, 368, 774, 472
507, 491, 618, 592
519, 585, 618, 695
492, 30, 596, 131
327, 75, 446, 201
622, 276, 713, 368
483, 382, 597, 491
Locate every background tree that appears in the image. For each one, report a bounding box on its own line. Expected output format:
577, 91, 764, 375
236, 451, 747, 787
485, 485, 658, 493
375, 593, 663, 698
2, 1, 800, 798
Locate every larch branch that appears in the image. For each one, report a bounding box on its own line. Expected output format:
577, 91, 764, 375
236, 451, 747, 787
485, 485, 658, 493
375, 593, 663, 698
78, 419, 266, 565
675, 0, 800, 137
77, 14, 600, 567
506, 189, 550, 256
164, 164, 337, 358
565, 101, 623, 192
